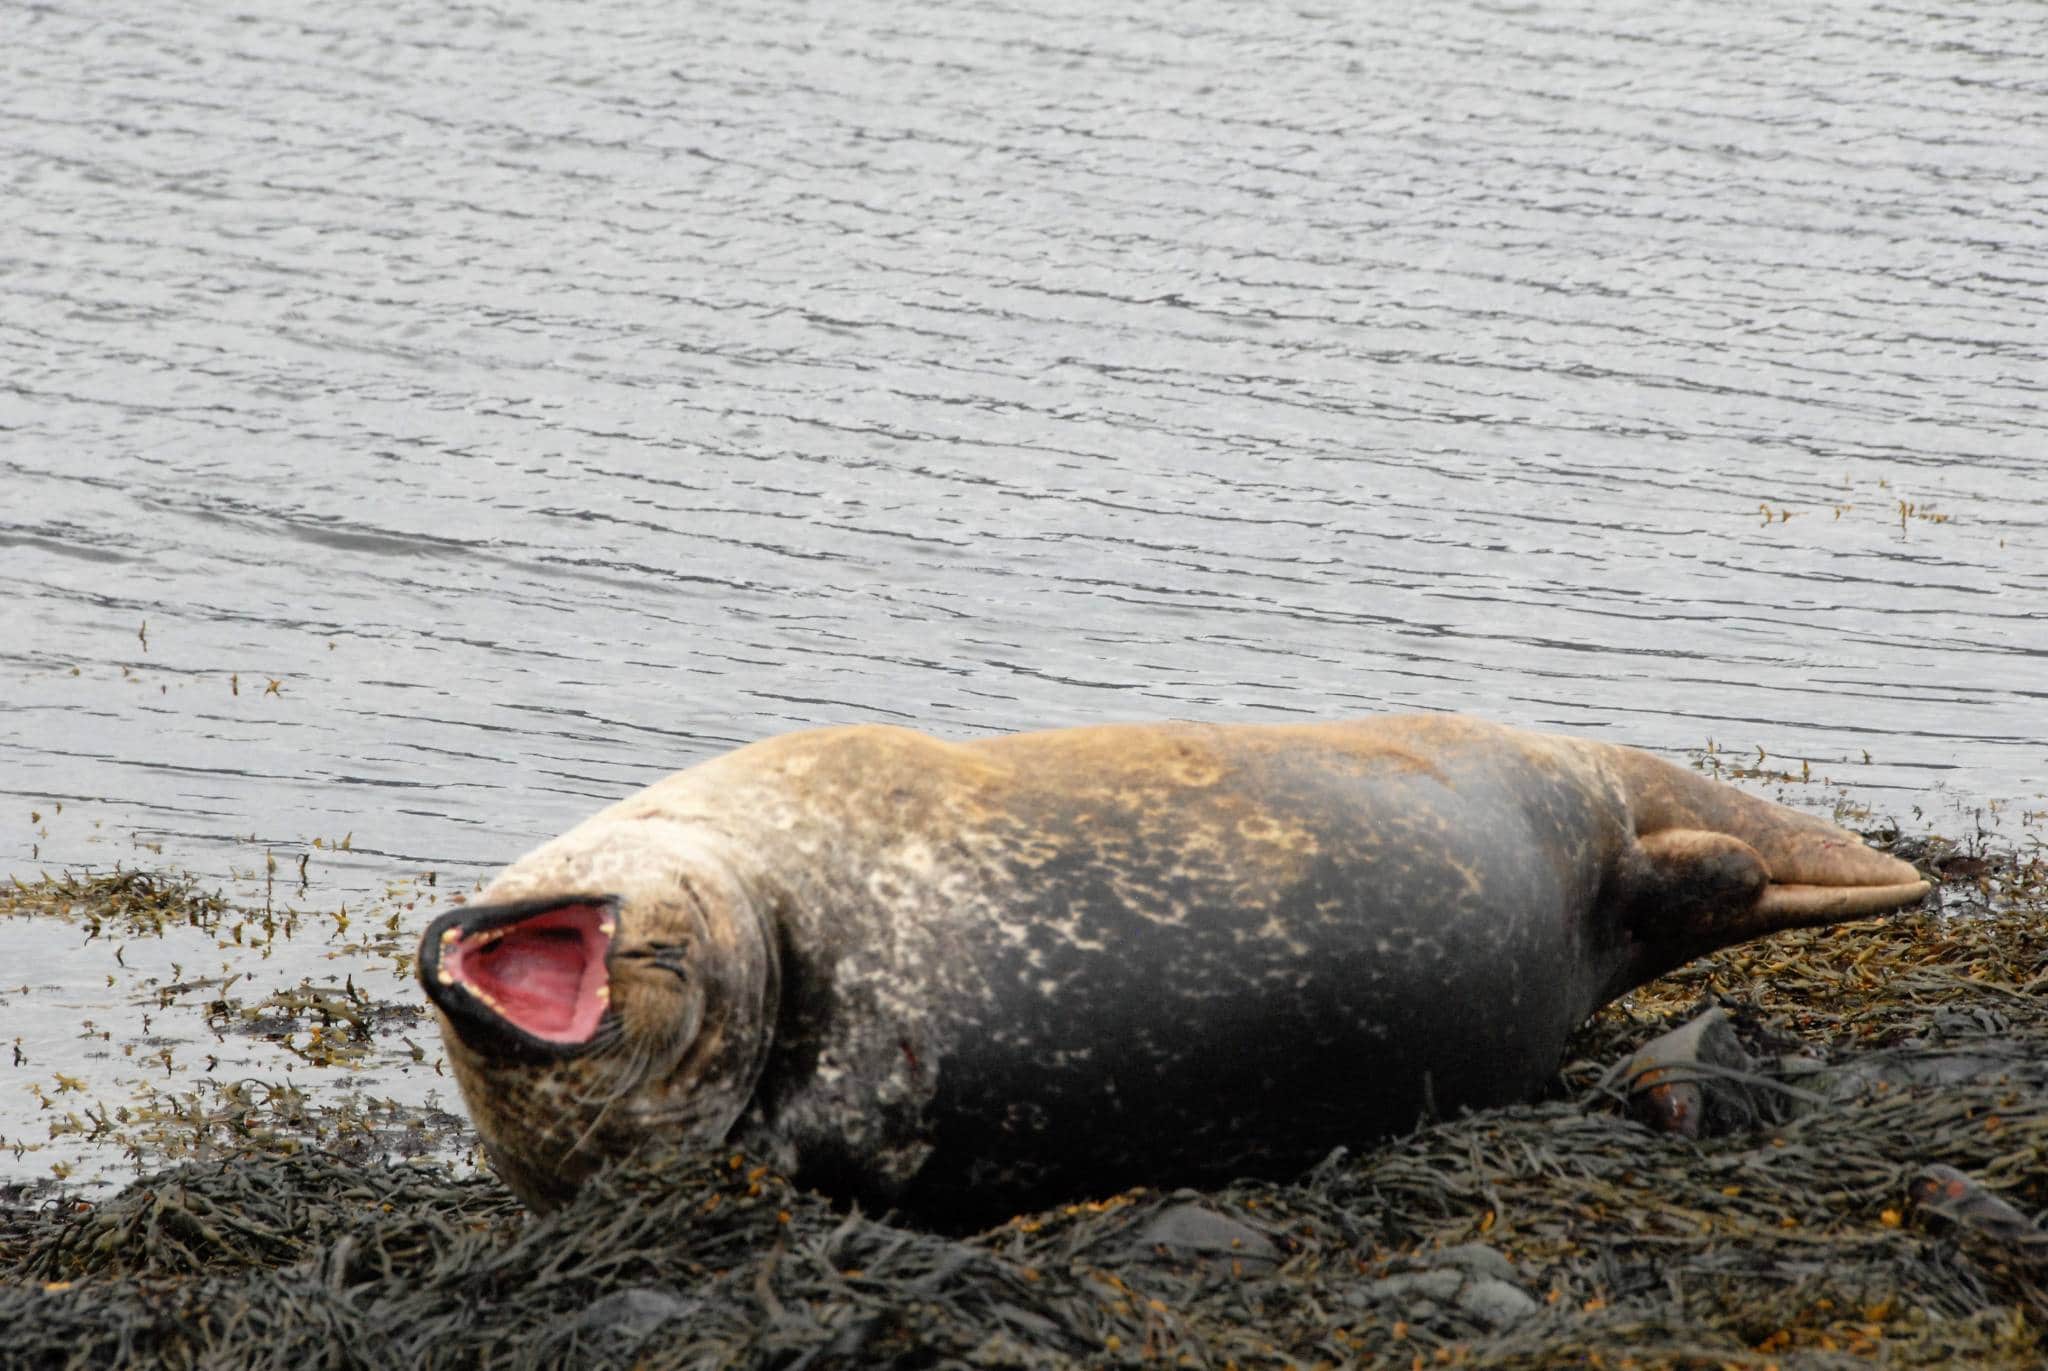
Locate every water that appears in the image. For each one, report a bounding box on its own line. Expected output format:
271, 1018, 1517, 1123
2, 0, 2044, 1189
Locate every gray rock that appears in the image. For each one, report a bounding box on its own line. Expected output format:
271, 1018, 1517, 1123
1350, 1247, 1539, 1330
1128, 1201, 1281, 1270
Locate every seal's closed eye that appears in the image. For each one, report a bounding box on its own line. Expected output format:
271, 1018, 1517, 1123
617, 942, 691, 980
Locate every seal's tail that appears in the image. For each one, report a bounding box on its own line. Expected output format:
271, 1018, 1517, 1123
1604, 743, 1929, 988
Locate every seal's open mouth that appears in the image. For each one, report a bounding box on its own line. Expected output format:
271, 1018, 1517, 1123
420, 897, 615, 1052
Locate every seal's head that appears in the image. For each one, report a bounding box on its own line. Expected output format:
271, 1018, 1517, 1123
418, 824, 779, 1208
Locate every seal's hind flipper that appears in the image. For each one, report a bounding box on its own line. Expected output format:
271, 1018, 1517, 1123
1608, 742, 1926, 906
1629, 827, 1927, 941
1605, 744, 1930, 990
1755, 880, 1936, 921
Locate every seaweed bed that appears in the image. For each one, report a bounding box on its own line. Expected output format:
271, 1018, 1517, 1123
3, 837, 2045, 1370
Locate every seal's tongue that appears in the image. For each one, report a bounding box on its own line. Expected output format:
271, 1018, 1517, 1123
442, 902, 613, 1044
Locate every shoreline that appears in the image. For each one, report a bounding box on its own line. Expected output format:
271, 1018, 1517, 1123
4, 837, 2044, 1365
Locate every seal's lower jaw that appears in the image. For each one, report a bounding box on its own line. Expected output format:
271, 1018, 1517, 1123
421, 897, 615, 1054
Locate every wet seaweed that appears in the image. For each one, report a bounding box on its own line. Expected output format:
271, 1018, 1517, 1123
3, 841, 2044, 1369
1, 868, 231, 942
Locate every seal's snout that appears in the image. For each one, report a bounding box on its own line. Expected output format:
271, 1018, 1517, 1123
420, 896, 616, 1054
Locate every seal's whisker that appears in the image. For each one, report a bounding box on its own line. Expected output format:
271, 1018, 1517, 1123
569, 1045, 653, 1110
560, 1092, 624, 1162
583, 1015, 626, 1053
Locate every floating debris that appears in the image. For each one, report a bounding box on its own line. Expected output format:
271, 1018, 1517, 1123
2, 868, 230, 942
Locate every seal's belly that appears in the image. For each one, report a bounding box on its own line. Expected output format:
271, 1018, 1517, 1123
872, 740, 1614, 1219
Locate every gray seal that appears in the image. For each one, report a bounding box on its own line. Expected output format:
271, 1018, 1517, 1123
418, 715, 1927, 1227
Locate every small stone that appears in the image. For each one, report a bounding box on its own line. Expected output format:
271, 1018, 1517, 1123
1129, 1201, 1281, 1270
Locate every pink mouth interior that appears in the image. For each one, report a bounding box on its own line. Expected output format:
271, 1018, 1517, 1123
446, 903, 612, 1044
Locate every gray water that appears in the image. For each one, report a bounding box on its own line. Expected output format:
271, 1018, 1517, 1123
2, 0, 2044, 1188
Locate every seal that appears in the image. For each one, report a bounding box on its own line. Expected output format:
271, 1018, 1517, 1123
418, 715, 1928, 1227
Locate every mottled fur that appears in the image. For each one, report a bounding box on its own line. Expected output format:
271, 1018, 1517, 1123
424, 715, 1927, 1225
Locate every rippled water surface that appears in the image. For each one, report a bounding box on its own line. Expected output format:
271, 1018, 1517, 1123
3, 0, 2044, 1186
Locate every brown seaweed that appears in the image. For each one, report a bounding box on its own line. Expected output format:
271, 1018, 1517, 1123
3, 838, 2043, 1369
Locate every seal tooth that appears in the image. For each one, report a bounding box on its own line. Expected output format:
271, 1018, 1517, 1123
439, 927, 459, 946
599, 920, 616, 938
596, 985, 610, 1004
436, 968, 454, 986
